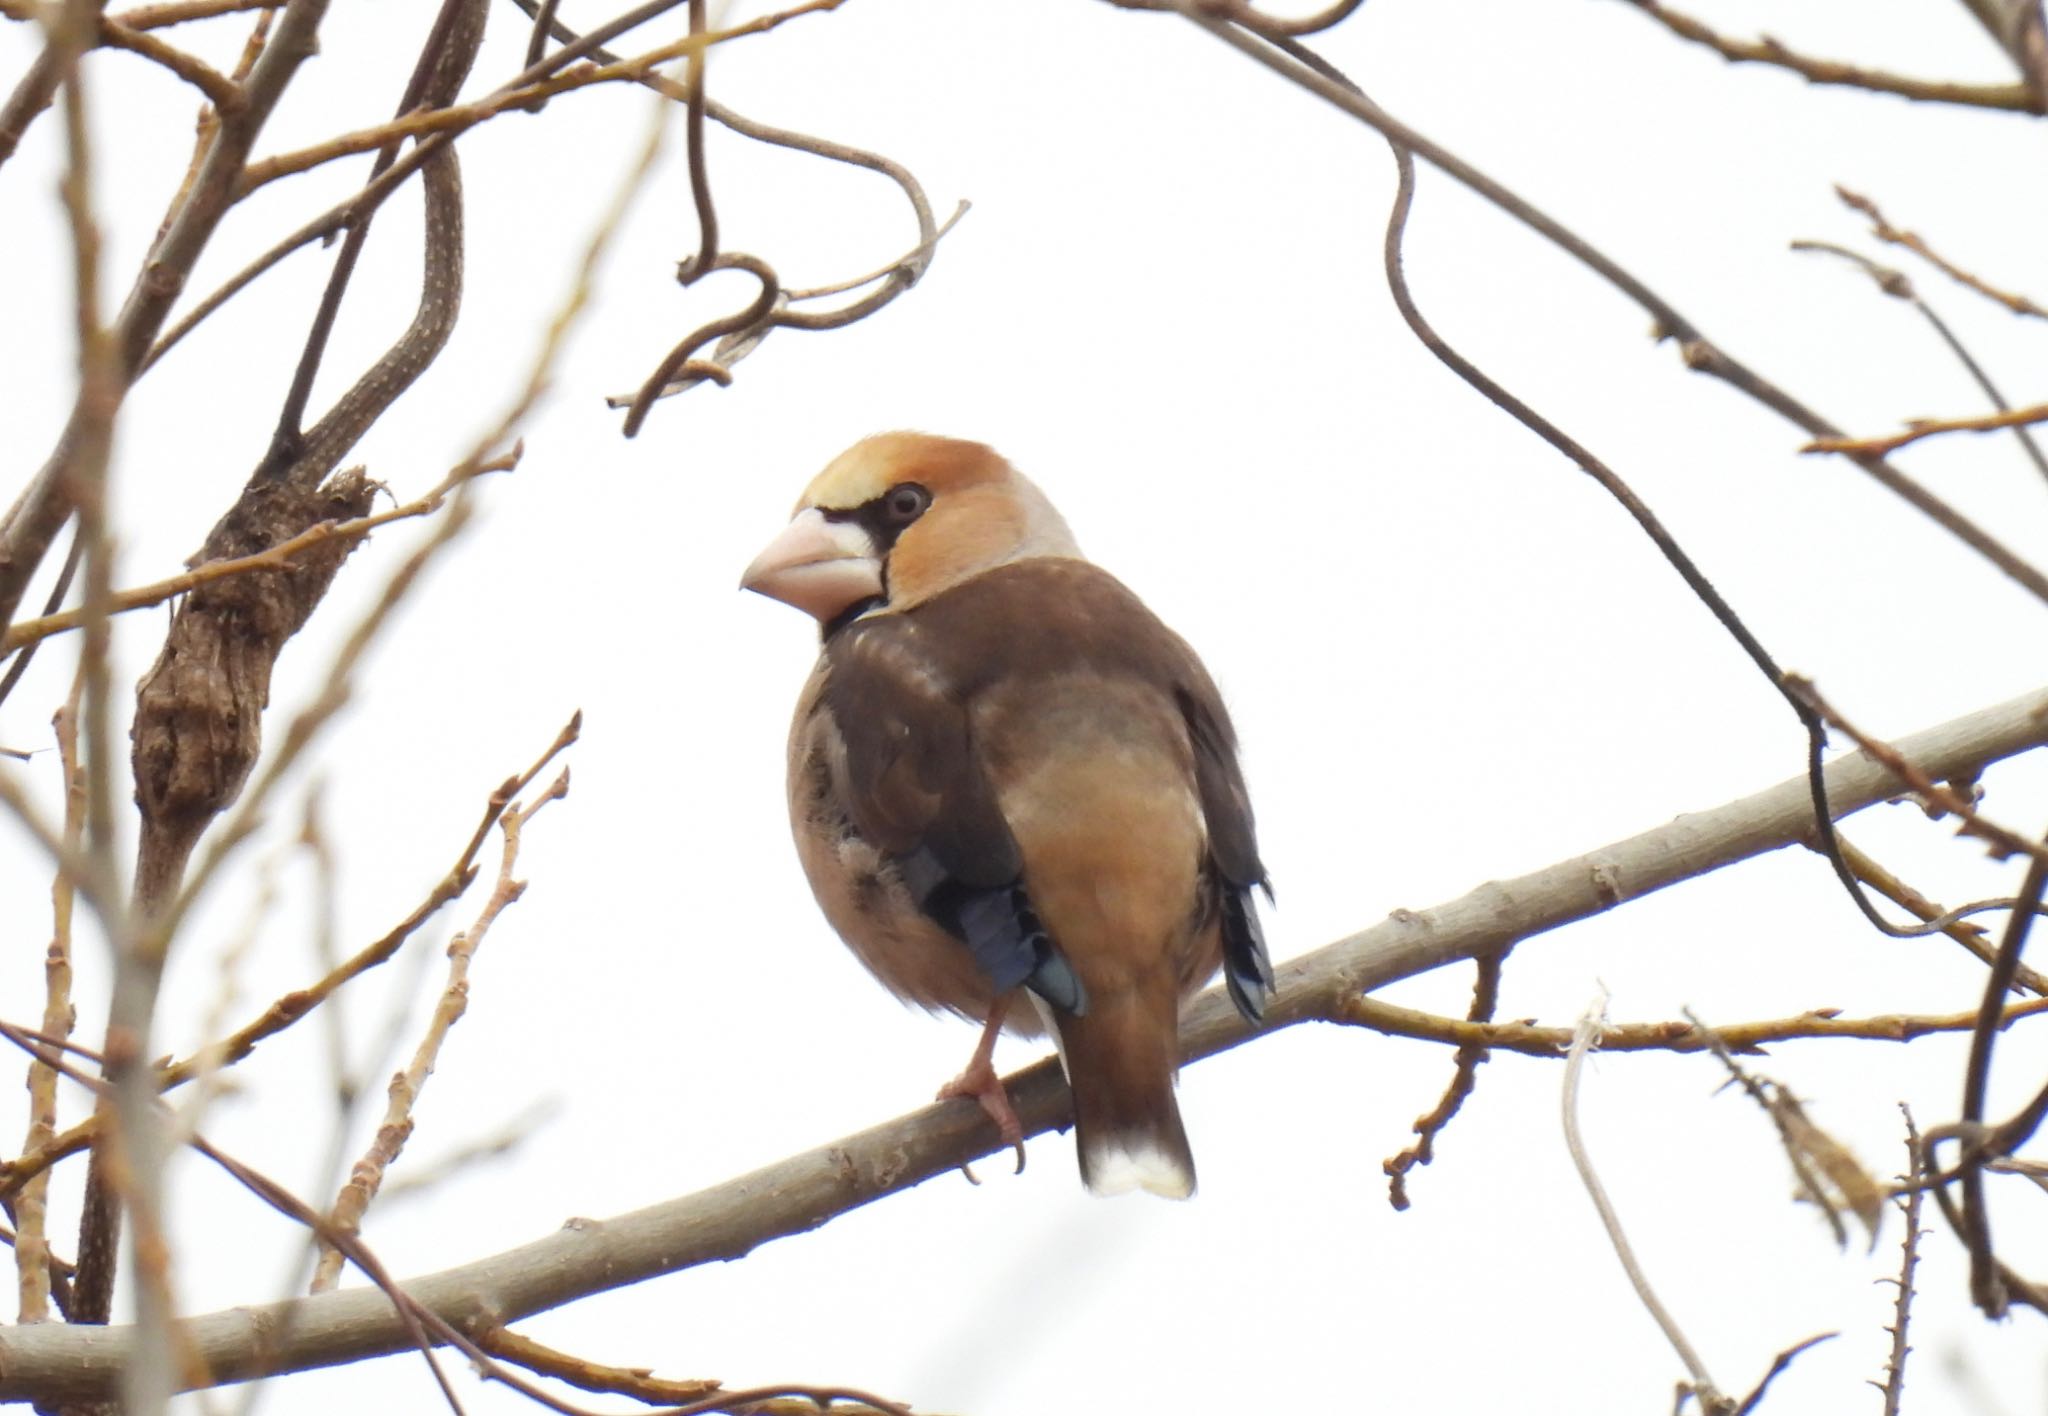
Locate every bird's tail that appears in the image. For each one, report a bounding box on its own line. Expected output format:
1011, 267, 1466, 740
1055, 996, 1196, 1199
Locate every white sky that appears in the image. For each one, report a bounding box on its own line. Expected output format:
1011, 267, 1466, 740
4, 1, 2048, 1413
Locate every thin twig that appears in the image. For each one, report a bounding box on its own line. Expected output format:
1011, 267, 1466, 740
1802, 399, 2048, 458
14, 676, 83, 1323
1822, 832, 2048, 992
475, 1325, 720, 1406
1562, 993, 1726, 1411
1383, 953, 1501, 1209
146, 0, 839, 371
1730, 1333, 1835, 1416
0, 453, 516, 657
1174, 10, 2048, 609
110, 0, 276, 25
89, 13, 241, 105
0, 713, 580, 1206
0, 527, 82, 712
1339, 994, 2048, 1055
1873, 1109, 1924, 1416
0, 0, 332, 641
1792, 239, 2048, 489
1835, 185, 2048, 320
1687, 1011, 1884, 1250
310, 772, 569, 1291
377, 1102, 559, 1203
1620, 0, 2038, 112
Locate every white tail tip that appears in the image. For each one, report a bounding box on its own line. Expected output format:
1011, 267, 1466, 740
1082, 1137, 1195, 1200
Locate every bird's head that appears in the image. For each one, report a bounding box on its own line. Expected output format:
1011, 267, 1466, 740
741, 431, 1080, 627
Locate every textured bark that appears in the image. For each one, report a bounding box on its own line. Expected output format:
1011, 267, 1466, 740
131, 470, 376, 891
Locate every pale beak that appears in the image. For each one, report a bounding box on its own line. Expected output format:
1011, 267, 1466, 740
740, 507, 884, 622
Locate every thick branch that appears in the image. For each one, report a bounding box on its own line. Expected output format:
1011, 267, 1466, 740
0, 684, 2041, 1403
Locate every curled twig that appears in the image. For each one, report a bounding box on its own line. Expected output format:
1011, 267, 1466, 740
505, 0, 959, 429
622, 254, 781, 434
1821, 832, 2048, 989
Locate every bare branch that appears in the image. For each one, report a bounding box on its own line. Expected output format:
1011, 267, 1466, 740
1339, 995, 2048, 1056
0, 683, 2039, 1402
110, 0, 276, 27
1619, 0, 2038, 112
1688, 1013, 1884, 1250
1874, 1110, 1925, 1416
310, 770, 569, 1292
1731, 1333, 1835, 1416
1820, 833, 2048, 992
1792, 238, 2048, 488
0, 712, 577, 1210
1383, 953, 1501, 1210
0, 450, 516, 659
475, 1326, 719, 1407
1834, 186, 2048, 320
0, 0, 333, 639
1802, 399, 2048, 458
14, 680, 84, 1323
1170, 11, 2048, 609
1956, 833, 2048, 1316
1562, 994, 1725, 1410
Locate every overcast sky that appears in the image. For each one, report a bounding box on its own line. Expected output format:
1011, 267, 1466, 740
4, 1, 2048, 1412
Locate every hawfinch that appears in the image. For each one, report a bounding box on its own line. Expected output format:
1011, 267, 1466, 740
742, 432, 1271, 1198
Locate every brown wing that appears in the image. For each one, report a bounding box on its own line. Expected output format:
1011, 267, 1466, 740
821, 622, 1019, 887
892, 560, 1275, 1020
821, 615, 1082, 1010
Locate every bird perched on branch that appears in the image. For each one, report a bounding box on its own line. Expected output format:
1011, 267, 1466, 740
742, 432, 1272, 1198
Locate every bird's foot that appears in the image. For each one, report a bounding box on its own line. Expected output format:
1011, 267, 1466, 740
937, 1053, 1027, 1179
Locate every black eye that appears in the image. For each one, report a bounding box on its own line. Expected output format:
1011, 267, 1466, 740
883, 483, 931, 526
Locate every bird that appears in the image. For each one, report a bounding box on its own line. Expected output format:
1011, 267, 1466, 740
741, 431, 1272, 1198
